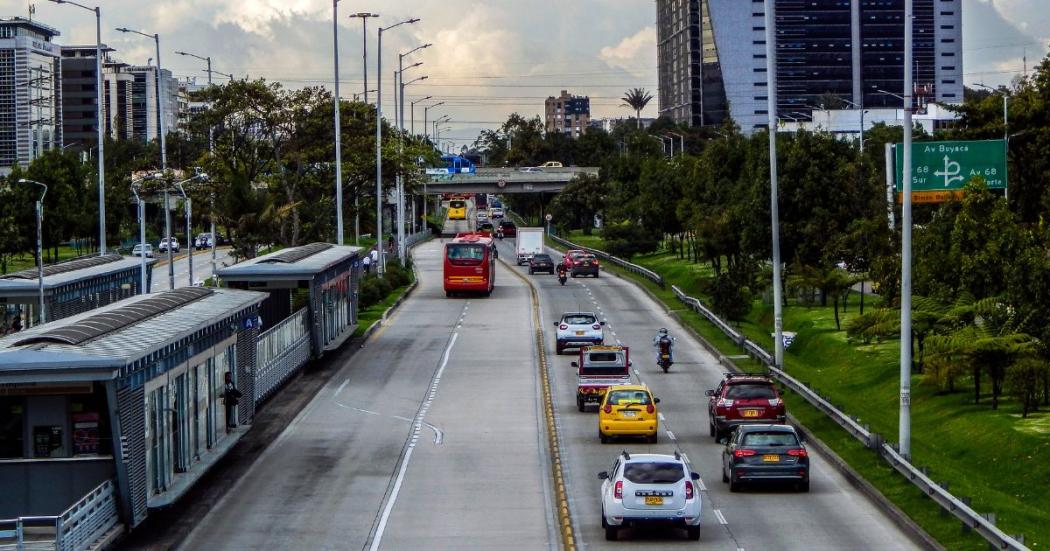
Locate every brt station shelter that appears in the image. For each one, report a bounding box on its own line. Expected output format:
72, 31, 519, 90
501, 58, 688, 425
0, 254, 155, 332
215, 242, 363, 360
0, 287, 266, 529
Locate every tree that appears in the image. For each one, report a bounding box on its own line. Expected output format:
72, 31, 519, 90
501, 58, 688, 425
621, 88, 653, 129
1005, 358, 1048, 418
549, 173, 606, 235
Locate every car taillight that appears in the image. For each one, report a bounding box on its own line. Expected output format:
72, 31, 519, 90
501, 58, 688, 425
614, 480, 623, 500
685, 480, 694, 500
603, 405, 612, 414
787, 448, 808, 458
733, 449, 757, 458
559, 324, 568, 330
716, 399, 734, 408
768, 398, 782, 407
592, 324, 601, 330
646, 404, 655, 414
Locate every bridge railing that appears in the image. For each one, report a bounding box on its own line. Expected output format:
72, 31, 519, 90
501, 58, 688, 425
254, 307, 311, 403
0, 479, 120, 551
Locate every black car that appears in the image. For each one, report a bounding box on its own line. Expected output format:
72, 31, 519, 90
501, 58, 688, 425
479, 222, 495, 233
528, 253, 555, 274
722, 424, 809, 492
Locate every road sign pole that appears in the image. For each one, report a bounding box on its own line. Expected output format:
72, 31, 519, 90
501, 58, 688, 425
885, 143, 895, 230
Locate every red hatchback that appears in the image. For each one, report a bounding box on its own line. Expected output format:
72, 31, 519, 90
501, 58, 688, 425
706, 373, 786, 441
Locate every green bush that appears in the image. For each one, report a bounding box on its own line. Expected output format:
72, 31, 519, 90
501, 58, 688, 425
602, 221, 660, 259
359, 275, 393, 309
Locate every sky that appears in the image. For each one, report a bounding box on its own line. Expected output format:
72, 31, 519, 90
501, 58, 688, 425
13, 0, 1050, 148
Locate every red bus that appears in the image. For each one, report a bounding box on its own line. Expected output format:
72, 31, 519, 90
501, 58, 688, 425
444, 233, 496, 297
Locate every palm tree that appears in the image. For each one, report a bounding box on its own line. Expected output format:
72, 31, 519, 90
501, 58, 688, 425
621, 88, 653, 129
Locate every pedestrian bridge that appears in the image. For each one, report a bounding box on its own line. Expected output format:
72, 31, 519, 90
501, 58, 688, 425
424, 167, 598, 194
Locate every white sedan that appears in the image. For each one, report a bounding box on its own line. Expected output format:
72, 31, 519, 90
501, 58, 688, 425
599, 451, 702, 541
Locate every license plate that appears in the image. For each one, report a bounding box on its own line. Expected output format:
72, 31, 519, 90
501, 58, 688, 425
621, 411, 637, 418
575, 331, 585, 336
644, 496, 663, 506
741, 409, 761, 418
763, 454, 780, 463
660, 354, 670, 359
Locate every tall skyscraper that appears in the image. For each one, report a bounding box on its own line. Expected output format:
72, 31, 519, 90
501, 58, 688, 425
655, 0, 963, 132
0, 17, 62, 174
545, 90, 591, 138
125, 65, 179, 144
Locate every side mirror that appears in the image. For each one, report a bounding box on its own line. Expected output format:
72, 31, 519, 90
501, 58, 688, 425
704, 389, 715, 397
571, 361, 579, 368
598, 471, 609, 480
553, 321, 559, 326
600, 321, 606, 326
654, 397, 661, 404
628, 361, 633, 367
690, 472, 701, 481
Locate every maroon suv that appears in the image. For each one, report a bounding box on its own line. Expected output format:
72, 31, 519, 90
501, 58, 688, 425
706, 373, 786, 441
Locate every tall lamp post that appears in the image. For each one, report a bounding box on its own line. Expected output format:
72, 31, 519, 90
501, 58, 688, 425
18, 179, 47, 325
49, 0, 105, 255
129, 172, 161, 295
375, 17, 420, 276
116, 26, 172, 288
175, 50, 219, 276
174, 173, 208, 287
974, 83, 1009, 201
410, 95, 432, 136
763, 0, 785, 370
396, 50, 428, 266
898, 0, 915, 460
348, 13, 379, 246
423, 101, 444, 142
174, 50, 213, 151
331, 0, 346, 245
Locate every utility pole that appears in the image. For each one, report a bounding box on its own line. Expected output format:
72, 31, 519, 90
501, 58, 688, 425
349, 12, 379, 246
764, 0, 785, 370
899, 0, 915, 460
332, 0, 344, 245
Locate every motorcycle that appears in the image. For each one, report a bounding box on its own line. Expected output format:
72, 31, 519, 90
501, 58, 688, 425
557, 269, 567, 286
657, 338, 674, 373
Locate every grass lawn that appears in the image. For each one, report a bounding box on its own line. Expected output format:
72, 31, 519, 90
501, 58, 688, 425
2, 245, 98, 275
553, 230, 1043, 550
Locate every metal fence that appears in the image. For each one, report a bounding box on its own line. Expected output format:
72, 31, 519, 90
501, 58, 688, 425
0, 479, 119, 551
668, 285, 1029, 551
548, 233, 664, 288
254, 307, 311, 403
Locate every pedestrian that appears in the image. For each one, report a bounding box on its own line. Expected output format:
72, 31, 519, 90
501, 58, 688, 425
370, 247, 379, 265
10, 315, 23, 333
362, 254, 372, 274
223, 372, 243, 429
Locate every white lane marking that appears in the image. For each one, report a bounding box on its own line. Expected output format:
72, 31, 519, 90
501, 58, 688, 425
336, 405, 379, 416
370, 331, 458, 551
657, 413, 665, 421
714, 509, 728, 525
334, 378, 350, 397
666, 430, 676, 441
697, 478, 707, 492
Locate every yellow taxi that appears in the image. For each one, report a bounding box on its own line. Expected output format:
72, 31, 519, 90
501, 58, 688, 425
598, 385, 660, 444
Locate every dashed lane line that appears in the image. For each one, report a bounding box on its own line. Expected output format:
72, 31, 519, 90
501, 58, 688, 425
714, 509, 729, 525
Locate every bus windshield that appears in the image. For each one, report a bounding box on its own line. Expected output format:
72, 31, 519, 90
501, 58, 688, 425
450, 200, 466, 209
447, 244, 486, 266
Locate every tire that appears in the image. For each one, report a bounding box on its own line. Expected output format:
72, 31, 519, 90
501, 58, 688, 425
722, 465, 729, 483
600, 430, 609, 444
571, 273, 577, 278
446, 291, 452, 298
647, 433, 658, 444
661, 364, 669, 373
577, 397, 585, 412
605, 526, 618, 541
686, 526, 701, 541
709, 420, 716, 437
528, 268, 534, 274
729, 477, 742, 493
594, 272, 600, 278
556, 344, 564, 355
798, 479, 810, 493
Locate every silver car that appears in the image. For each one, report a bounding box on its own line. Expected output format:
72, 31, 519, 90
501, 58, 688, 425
599, 451, 703, 541
131, 244, 154, 258
554, 311, 604, 354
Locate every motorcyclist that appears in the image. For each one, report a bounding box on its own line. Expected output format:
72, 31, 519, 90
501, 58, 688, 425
557, 263, 568, 282
496, 227, 504, 240
653, 327, 676, 363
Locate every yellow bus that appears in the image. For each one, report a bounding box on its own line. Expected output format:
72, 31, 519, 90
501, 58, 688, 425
448, 200, 468, 220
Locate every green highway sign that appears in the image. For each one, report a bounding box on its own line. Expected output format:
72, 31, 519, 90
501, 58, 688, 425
895, 139, 1007, 192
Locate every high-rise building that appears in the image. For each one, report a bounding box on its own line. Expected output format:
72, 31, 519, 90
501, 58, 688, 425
545, 90, 590, 138
655, 0, 963, 133
125, 65, 179, 143
0, 17, 62, 174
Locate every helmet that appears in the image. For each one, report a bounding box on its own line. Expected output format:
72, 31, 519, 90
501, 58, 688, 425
658, 328, 668, 335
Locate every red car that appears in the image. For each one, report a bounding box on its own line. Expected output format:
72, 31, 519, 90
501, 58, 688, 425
562, 249, 586, 269
706, 373, 786, 441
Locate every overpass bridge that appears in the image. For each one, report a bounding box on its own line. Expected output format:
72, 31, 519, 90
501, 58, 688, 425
423, 167, 598, 194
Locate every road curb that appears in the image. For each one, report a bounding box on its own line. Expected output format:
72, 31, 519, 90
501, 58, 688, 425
358, 238, 430, 343
548, 238, 944, 551
499, 256, 577, 551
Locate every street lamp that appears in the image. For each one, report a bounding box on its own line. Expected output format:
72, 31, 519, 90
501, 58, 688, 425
348, 12, 379, 105
974, 83, 1010, 200
129, 172, 162, 295
210, 69, 234, 82
174, 50, 214, 152
424, 101, 444, 142
898, 0, 916, 460
397, 73, 428, 265
410, 95, 432, 135
17, 179, 47, 325
49, 0, 106, 256
353, 89, 377, 102
331, 0, 346, 245
375, 17, 420, 276
174, 172, 209, 287
667, 131, 684, 157
763, 0, 786, 370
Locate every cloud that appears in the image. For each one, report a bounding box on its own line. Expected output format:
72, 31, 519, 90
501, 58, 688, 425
599, 26, 656, 77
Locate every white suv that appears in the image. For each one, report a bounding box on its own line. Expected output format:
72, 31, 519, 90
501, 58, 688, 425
599, 451, 702, 541
158, 237, 180, 253
554, 312, 604, 354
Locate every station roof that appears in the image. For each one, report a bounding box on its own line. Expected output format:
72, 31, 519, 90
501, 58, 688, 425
215, 242, 362, 282
0, 254, 155, 297
0, 287, 266, 383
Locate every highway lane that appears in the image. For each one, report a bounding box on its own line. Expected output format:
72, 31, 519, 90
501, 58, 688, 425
151, 247, 234, 291
498, 240, 919, 550
180, 239, 552, 550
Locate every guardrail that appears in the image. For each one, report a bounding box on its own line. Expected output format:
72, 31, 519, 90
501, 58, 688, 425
255, 307, 311, 403
667, 284, 1029, 550
547, 233, 664, 288
0, 479, 120, 551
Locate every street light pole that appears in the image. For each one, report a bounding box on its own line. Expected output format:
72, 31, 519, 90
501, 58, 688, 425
349, 13, 379, 247
375, 17, 420, 276
899, 0, 915, 460
332, 0, 345, 245
174, 51, 213, 152
764, 0, 785, 370
424, 101, 444, 143
50, 0, 106, 255
174, 174, 206, 287
129, 174, 158, 295
975, 83, 1009, 201
18, 179, 48, 325
410, 95, 432, 136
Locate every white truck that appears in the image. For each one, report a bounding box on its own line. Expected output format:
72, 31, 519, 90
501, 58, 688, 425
515, 227, 545, 265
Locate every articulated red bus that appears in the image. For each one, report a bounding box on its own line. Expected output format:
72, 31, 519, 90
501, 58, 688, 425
444, 233, 496, 297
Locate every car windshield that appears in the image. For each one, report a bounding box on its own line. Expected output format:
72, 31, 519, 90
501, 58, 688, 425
447, 244, 485, 266
533, 255, 551, 261
623, 462, 685, 484
606, 390, 652, 406
725, 383, 776, 399
742, 431, 799, 447
563, 314, 597, 325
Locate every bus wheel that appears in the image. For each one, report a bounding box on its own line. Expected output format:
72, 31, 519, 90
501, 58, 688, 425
446, 291, 453, 298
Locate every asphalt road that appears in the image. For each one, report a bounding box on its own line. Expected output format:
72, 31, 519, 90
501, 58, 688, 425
179, 239, 554, 550
151, 248, 234, 291
497, 240, 920, 550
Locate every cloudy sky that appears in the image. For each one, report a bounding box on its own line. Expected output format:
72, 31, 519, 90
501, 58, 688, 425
18, 0, 1050, 147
